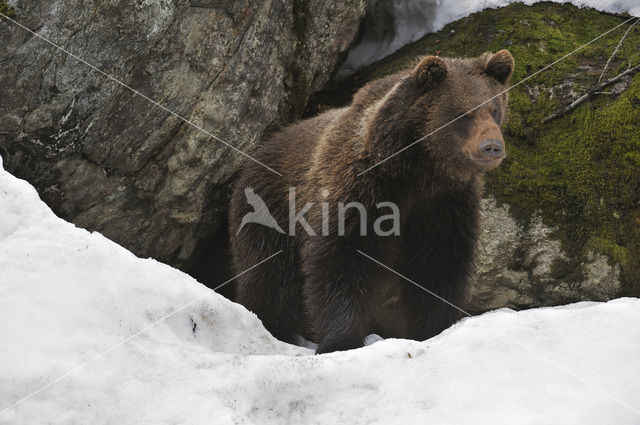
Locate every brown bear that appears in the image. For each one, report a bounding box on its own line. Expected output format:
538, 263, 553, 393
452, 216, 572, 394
229, 50, 515, 354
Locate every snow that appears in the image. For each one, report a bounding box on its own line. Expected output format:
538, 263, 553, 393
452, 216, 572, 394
1, 157, 640, 424
339, 0, 640, 77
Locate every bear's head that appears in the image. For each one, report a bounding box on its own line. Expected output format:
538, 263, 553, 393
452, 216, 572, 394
369, 50, 515, 182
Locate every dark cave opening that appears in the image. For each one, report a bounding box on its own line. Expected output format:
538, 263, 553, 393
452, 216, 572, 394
188, 216, 236, 302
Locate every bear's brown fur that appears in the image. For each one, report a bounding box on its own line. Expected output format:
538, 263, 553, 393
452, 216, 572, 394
230, 50, 515, 353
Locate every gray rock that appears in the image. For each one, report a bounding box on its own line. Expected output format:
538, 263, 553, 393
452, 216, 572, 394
465, 197, 621, 312
0, 0, 366, 268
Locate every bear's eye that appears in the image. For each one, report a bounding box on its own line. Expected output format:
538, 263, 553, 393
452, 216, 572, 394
455, 112, 472, 122
491, 107, 501, 123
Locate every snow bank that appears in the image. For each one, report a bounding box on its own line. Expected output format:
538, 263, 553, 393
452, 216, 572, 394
339, 0, 640, 77
1, 157, 639, 424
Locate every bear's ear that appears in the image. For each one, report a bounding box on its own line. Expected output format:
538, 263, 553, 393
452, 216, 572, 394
485, 50, 515, 84
413, 56, 447, 89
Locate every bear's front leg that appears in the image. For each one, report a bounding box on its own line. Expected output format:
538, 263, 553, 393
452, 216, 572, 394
402, 188, 481, 341
301, 238, 374, 354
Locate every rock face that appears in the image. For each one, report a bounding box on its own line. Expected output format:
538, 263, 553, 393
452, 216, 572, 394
0, 0, 366, 268
465, 198, 620, 312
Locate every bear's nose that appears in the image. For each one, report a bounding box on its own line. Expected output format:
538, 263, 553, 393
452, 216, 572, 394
479, 139, 504, 159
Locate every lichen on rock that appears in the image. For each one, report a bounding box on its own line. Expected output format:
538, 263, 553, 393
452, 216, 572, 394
466, 198, 621, 312
0, 1, 15, 19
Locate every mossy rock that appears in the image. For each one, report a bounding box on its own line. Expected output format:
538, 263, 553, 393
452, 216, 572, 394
0, 1, 16, 20
309, 2, 640, 297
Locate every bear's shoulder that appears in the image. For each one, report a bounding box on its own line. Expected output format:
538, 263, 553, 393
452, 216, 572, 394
352, 73, 406, 109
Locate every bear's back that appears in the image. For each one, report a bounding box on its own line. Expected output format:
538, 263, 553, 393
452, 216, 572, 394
248, 107, 346, 188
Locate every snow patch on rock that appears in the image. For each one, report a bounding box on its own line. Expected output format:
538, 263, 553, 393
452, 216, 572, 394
339, 0, 640, 77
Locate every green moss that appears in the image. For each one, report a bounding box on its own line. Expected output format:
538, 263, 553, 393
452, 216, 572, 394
311, 2, 640, 296
550, 257, 584, 283
0, 1, 16, 19
584, 237, 629, 268
492, 72, 640, 295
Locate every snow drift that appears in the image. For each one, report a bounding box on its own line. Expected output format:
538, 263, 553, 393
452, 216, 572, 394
339, 0, 640, 77
1, 157, 639, 424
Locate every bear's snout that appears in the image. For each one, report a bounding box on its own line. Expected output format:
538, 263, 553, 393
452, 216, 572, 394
473, 136, 505, 171
479, 139, 504, 159
460, 110, 507, 172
